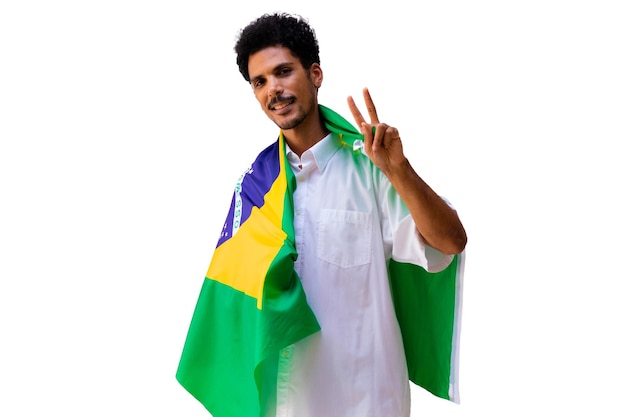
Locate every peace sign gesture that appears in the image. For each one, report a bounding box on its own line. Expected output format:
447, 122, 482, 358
347, 88, 407, 176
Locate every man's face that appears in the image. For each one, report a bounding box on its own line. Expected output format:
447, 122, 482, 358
248, 46, 322, 131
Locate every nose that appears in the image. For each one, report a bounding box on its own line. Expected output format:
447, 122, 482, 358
268, 76, 283, 98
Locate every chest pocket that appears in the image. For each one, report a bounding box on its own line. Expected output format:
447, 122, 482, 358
317, 209, 372, 268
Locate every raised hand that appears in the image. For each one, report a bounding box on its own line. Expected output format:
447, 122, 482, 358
348, 87, 466, 254
347, 88, 407, 176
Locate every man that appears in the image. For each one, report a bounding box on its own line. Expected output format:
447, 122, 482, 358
177, 12, 467, 417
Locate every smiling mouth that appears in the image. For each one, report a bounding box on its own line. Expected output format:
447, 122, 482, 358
269, 97, 294, 111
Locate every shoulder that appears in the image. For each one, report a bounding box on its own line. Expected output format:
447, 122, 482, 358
255, 139, 280, 162
236, 139, 282, 190
235, 139, 280, 179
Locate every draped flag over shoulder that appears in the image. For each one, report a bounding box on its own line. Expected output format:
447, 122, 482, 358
320, 106, 464, 403
175, 133, 320, 417
176, 105, 464, 417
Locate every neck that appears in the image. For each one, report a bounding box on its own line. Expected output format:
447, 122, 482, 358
282, 109, 330, 157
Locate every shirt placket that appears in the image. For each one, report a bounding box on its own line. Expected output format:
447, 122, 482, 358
293, 160, 309, 277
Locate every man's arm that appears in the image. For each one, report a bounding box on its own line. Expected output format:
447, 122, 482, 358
347, 88, 467, 255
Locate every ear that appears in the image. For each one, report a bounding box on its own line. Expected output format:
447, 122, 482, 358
310, 63, 323, 89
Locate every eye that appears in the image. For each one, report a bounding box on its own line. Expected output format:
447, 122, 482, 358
278, 67, 292, 76
252, 78, 265, 89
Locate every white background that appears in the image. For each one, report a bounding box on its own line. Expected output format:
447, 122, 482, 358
1, 1, 625, 416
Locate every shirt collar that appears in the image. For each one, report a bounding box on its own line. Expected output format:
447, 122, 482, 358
285, 132, 345, 173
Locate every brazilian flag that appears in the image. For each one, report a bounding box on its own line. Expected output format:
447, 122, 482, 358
176, 106, 464, 416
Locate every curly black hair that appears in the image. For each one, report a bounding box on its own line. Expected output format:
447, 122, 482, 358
234, 13, 320, 82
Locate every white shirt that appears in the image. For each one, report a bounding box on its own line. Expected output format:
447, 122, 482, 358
273, 133, 453, 417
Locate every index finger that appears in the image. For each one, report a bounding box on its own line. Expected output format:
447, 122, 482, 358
347, 95, 366, 128
362, 87, 380, 124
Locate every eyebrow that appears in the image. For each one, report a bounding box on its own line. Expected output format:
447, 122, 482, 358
249, 61, 295, 84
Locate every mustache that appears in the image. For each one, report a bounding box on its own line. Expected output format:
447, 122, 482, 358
268, 95, 294, 110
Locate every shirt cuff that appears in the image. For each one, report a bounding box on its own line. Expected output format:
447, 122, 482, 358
391, 215, 455, 273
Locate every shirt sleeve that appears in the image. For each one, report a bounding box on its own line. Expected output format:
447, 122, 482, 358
379, 173, 455, 273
